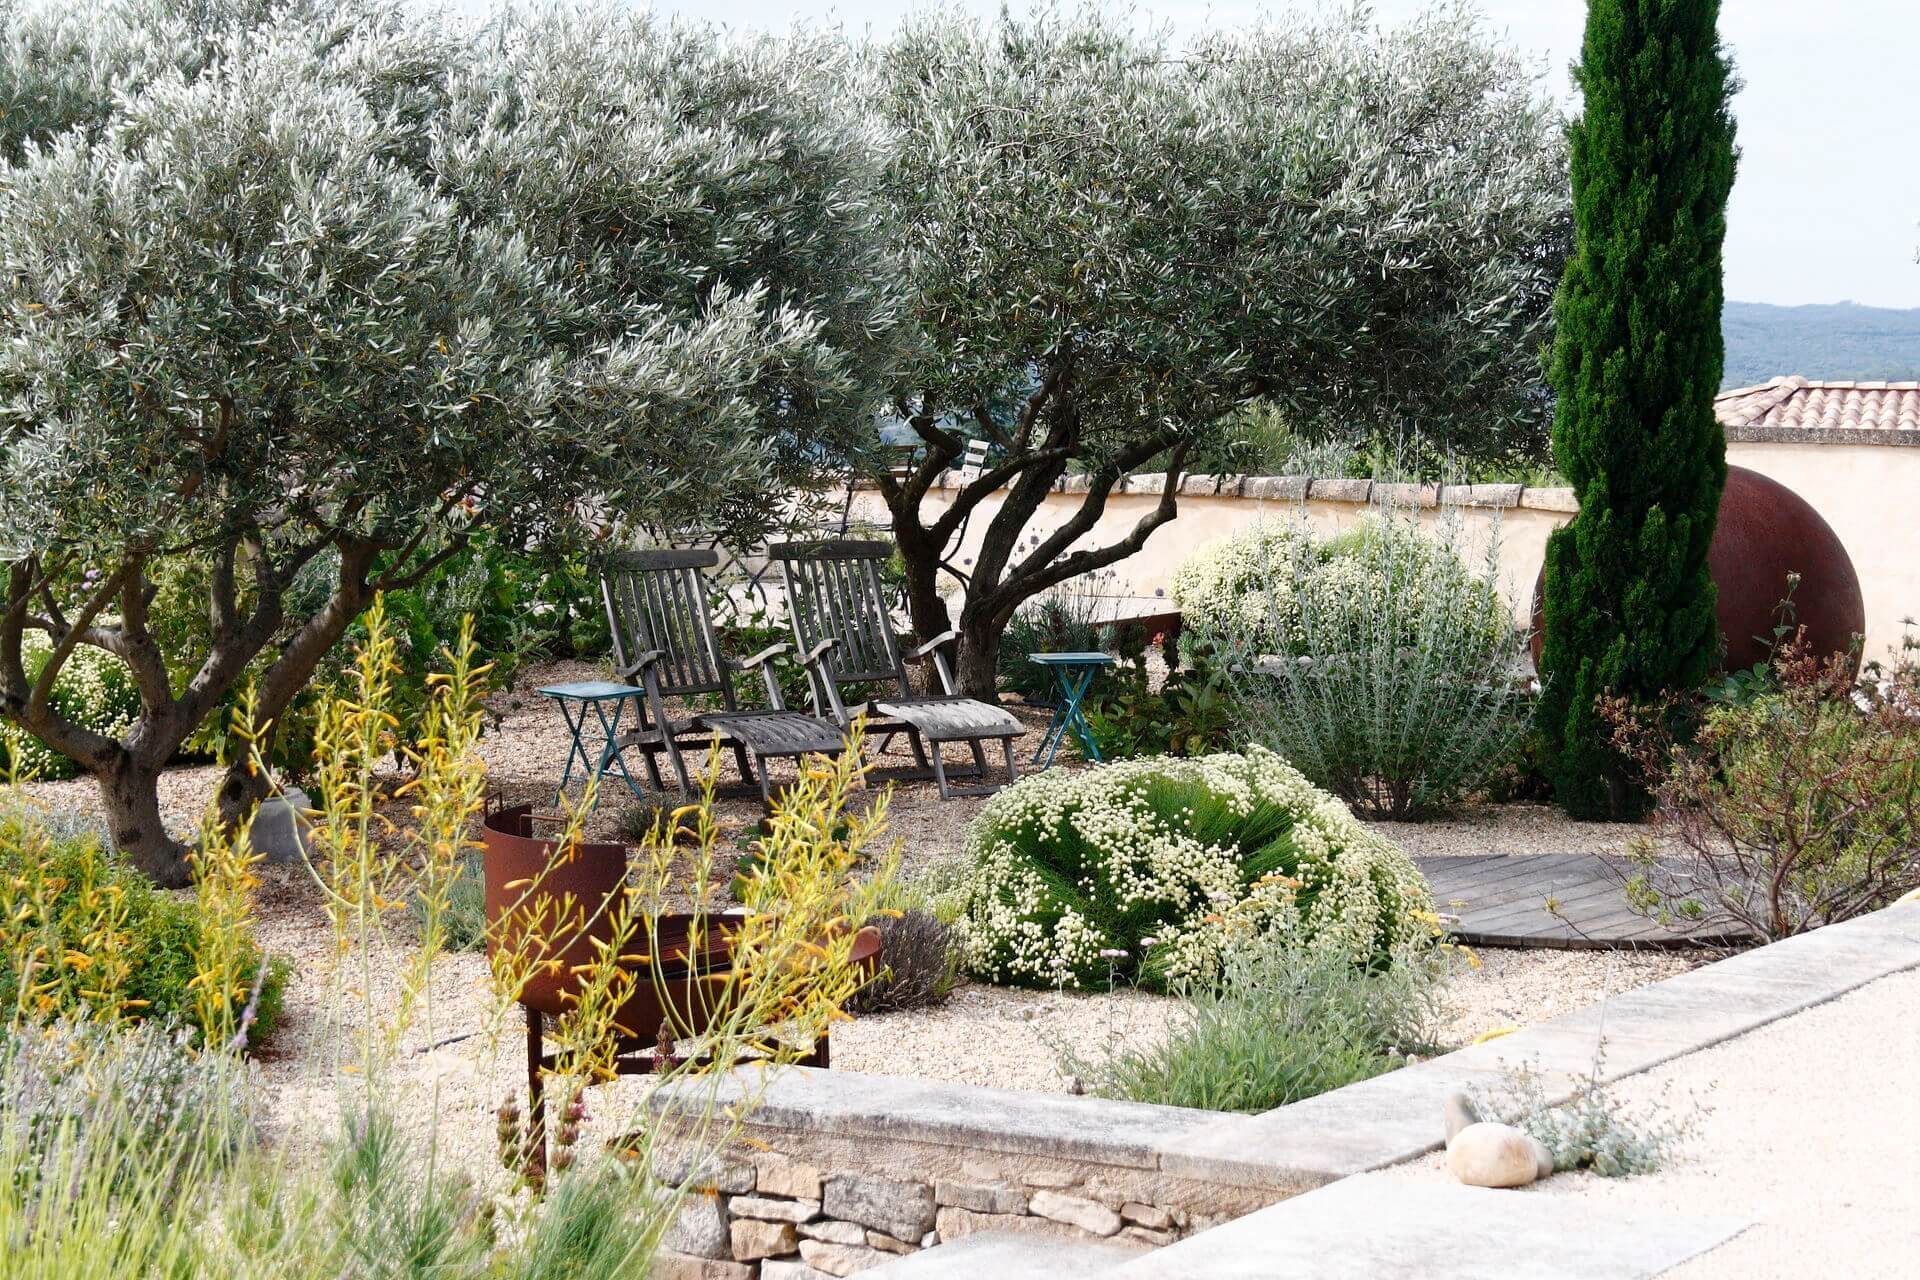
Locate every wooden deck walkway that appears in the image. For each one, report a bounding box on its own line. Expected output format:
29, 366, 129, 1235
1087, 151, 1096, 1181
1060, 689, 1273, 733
1414, 853, 1744, 950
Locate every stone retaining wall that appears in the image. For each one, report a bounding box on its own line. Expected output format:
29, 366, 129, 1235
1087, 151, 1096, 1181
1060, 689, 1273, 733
653, 1147, 1187, 1279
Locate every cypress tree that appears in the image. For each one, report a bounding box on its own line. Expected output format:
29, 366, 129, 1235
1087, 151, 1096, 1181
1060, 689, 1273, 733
1537, 0, 1738, 820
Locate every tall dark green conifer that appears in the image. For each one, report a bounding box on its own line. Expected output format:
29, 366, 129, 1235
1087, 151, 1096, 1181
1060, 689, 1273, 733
1538, 0, 1737, 819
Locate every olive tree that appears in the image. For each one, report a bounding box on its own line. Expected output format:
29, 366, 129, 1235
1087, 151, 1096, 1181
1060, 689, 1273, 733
0, 1, 892, 883
867, 5, 1570, 696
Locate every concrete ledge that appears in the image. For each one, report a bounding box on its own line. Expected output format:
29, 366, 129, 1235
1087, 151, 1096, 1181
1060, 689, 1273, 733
653, 904, 1920, 1233
1104, 1173, 1747, 1279
651, 1068, 1221, 1172
1241, 475, 1311, 501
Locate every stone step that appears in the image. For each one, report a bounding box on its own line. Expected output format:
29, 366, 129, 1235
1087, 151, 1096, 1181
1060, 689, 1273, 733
858, 1231, 1143, 1279
1101, 1173, 1746, 1279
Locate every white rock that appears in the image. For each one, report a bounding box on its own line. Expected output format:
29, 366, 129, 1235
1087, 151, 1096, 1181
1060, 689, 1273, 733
1446, 1122, 1543, 1189
1528, 1134, 1556, 1179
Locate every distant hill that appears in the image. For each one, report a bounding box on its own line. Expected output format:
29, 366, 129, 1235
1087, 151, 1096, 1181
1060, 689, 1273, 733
1722, 301, 1920, 389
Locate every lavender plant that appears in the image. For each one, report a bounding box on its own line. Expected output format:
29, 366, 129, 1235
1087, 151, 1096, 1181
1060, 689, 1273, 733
1199, 499, 1535, 819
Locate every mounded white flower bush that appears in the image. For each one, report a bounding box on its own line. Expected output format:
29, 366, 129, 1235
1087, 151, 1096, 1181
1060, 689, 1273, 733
961, 748, 1431, 990
1172, 516, 1508, 657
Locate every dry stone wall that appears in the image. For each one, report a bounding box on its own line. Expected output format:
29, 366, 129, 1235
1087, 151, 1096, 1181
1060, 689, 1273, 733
653, 1149, 1191, 1278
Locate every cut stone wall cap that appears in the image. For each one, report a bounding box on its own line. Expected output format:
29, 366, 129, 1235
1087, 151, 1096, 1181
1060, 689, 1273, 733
1306, 477, 1372, 504
1177, 473, 1220, 495
1518, 487, 1579, 513
1127, 474, 1167, 494
1372, 481, 1439, 509
1242, 475, 1311, 501
1438, 483, 1523, 509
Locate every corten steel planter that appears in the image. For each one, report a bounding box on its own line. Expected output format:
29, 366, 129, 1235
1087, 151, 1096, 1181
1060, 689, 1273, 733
481, 804, 879, 1180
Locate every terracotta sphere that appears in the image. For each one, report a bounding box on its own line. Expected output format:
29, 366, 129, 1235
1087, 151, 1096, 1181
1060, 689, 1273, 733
1530, 466, 1865, 674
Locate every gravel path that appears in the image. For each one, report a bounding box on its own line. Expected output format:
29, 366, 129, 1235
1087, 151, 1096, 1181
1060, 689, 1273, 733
1388, 966, 1920, 1278
1365, 804, 1649, 860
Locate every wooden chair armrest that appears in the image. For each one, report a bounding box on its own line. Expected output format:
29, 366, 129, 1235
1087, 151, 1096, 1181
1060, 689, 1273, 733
906, 630, 959, 662
796, 638, 839, 668
614, 649, 666, 681
734, 642, 792, 671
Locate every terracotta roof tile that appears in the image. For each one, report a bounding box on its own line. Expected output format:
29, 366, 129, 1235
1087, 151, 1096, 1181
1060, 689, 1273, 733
1715, 375, 1920, 442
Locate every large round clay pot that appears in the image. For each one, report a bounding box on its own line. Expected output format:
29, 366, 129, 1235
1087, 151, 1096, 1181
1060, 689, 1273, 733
480, 805, 880, 1046
1530, 466, 1866, 673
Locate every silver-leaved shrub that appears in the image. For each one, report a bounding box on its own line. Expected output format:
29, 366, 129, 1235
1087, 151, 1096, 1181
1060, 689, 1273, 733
1195, 503, 1535, 819
960, 749, 1431, 990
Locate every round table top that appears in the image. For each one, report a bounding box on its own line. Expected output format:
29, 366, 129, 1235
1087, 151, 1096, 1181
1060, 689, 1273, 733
538, 680, 647, 700
1027, 652, 1116, 666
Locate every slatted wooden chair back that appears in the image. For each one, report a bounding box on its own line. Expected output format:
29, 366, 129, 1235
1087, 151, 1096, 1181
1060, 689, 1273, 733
772, 540, 909, 697
601, 548, 736, 710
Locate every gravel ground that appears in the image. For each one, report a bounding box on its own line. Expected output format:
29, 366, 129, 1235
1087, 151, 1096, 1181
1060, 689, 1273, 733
1365, 803, 1650, 860
1388, 966, 1920, 1278
16, 658, 1704, 1178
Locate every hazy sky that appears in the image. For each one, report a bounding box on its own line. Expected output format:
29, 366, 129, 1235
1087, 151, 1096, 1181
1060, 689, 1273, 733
622, 1, 1920, 310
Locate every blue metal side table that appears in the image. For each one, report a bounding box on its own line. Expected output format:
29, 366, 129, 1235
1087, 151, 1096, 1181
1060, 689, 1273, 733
1029, 652, 1115, 767
539, 680, 648, 808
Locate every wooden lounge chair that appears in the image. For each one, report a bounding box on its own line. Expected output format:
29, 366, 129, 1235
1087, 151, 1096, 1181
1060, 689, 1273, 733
771, 539, 1022, 800
601, 549, 846, 806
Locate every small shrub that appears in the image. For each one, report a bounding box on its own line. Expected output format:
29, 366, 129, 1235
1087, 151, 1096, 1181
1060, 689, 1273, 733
0, 811, 288, 1047
961, 749, 1431, 991
1059, 938, 1451, 1112
1197, 504, 1533, 818
410, 850, 488, 952
1473, 1050, 1700, 1178
0, 1015, 252, 1193
1605, 628, 1920, 940
1084, 647, 1236, 760
998, 574, 1126, 705
848, 909, 959, 1014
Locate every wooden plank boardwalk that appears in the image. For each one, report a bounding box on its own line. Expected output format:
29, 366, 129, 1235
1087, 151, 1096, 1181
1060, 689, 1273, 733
1414, 853, 1747, 950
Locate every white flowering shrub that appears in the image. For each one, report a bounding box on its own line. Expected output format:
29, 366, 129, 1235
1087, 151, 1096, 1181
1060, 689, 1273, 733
1201, 503, 1535, 819
0, 633, 139, 781
1173, 516, 1509, 658
961, 749, 1430, 990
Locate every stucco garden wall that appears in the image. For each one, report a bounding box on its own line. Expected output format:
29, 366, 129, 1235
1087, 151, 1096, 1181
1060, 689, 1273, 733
847, 437, 1918, 661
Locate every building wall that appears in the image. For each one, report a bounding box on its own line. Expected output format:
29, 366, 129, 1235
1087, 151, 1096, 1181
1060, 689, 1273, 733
848, 438, 1920, 662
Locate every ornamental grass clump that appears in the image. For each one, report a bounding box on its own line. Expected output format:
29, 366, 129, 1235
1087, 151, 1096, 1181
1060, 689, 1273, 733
1194, 503, 1534, 819
1059, 936, 1453, 1113
961, 749, 1430, 990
